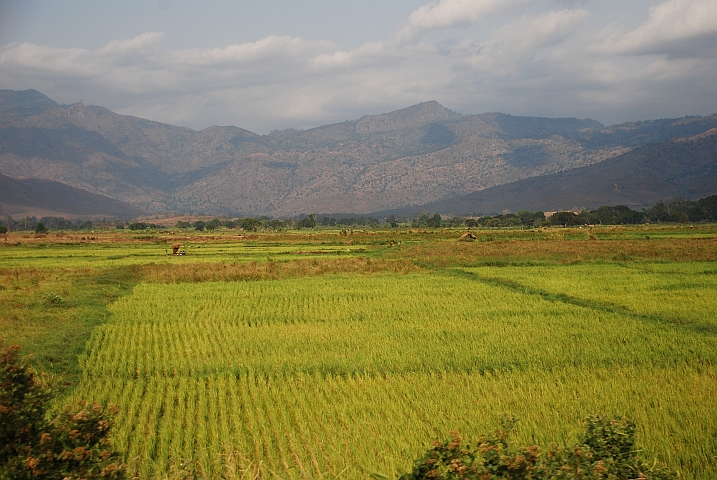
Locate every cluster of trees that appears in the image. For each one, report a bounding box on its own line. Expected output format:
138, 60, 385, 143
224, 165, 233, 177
0, 216, 99, 233
320, 216, 381, 227
545, 195, 717, 227
456, 194, 717, 228
172, 215, 384, 231
412, 213, 446, 228
125, 222, 165, 231
464, 211, 547, 228
174, 217, 290, 232
2, 195, 715, 234
645, 195, 717, 223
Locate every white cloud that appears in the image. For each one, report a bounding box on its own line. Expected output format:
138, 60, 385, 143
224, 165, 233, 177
175, 36, 336, 66
494, 9, 590, 52
1, 2, 716, 132
443, 9, 590, 82
396, 0, 534, 41
598, 0, 717, 56
101, 32, 164, 55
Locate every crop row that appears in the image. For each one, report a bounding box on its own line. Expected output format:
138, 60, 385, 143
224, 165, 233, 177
70, 267, 717, 478
81, 274, 717, 380
65, 366, 717, 478
469, 262, 717, 327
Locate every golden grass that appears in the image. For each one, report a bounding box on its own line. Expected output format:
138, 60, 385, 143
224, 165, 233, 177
132, 257, 421, 283
400, 237, 717, 266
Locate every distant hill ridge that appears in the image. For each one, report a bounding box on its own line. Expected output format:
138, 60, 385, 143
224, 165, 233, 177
0, 173, 146, 219
1, 89, 716, 218
381, 128, 717, 216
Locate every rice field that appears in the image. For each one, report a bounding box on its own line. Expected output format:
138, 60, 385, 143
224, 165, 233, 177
0, 237, 370, 269
3, 227, 717, 478
67, 267, 717, 478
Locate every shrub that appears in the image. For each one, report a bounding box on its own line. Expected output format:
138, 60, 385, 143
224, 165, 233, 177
0, 345, 50, 477
399, 415, 676, 479
0, 344, 126, 479
128, 222, 147, 231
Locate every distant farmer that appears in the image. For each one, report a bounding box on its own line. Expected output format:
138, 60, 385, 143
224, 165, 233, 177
172, 243, 182, 255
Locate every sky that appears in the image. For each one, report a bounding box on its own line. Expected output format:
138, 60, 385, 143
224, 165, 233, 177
1, 0, 716, 133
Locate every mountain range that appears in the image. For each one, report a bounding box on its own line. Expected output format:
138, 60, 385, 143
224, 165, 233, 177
1, 89, 716, 219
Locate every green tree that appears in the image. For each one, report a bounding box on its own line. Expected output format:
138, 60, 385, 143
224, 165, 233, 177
240, 218, 262, 231
698, 194, 717, 221
427, 214, 442, 228
192, 221, 206, 231
298, 214, 316, 229
34, 222, 47, 234
205, 218, 220, 231
414, 213, 430, 227
549, 211, 580, 226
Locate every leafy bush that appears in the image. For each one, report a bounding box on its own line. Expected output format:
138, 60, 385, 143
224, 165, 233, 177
0, 344, 126, 479
241, 217, 263, 231
128, 222, 147, 231
399, 415, 676, 479
205, 218, 221, 231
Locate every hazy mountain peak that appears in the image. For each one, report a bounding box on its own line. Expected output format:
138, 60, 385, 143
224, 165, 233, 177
0, 89, 59, 121
55, 102, 93, 120
355, 100, 459, 134
2, 89, 716, 218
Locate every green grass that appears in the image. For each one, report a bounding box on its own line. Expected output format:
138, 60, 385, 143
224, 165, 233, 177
0, 265, 137, 390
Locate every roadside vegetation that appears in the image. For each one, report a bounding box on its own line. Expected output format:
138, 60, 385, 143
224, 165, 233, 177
1, 222, 716, 478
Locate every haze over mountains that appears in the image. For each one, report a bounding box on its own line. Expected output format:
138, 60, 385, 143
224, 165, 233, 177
1, 89, 716, 219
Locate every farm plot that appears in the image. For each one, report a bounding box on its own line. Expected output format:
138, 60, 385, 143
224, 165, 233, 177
466, 262, 717, 329
66, 271, 717, 478
0, 237, 370, 269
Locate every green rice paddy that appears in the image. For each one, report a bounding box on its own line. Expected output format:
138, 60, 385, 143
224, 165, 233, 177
2, 226, 716, 478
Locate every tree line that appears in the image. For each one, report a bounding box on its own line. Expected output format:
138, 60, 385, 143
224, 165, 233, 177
2, 195, 716, 234
451, 194, 717, 228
